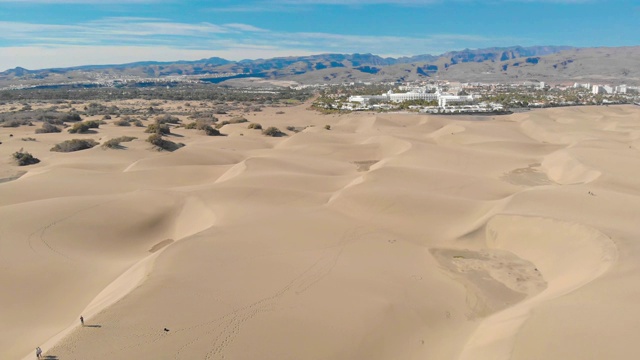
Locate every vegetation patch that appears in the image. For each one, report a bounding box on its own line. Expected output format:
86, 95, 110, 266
262, 126, 286, 137
101, 136, 137, 149
248, 123, 262, 130
35, 122, 61, 134
68, 122, 89, 133
51, 139, 99, 152
155, 114, 181, 124
145, 122, 171, 135
146, 134, 184, 152
183, 119, 221, 136
113, 119, 131, 126
12, 148, 40, 166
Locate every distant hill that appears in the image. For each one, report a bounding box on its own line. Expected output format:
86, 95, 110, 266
2, 45, 639, 87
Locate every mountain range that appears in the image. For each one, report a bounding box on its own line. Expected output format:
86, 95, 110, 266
2, 45, 639, 87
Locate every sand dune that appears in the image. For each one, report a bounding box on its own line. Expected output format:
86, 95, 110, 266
1, 103, 640, 359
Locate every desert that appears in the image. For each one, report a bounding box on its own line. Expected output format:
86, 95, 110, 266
1, 100, 640, 359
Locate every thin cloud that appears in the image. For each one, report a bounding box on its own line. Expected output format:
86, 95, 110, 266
223, 23, 268, 32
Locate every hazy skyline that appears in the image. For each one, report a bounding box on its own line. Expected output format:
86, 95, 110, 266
0, 0, 638, 71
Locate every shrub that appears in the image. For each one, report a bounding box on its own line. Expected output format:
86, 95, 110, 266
229, 116, 248, 124
146, 134, 184, 151
61, 113, 82, 122
247, 123, 262, 130
145, 123, 171, 135
201, 124, 221, 136
324, 125, 331, 130
12, 148, 40, 166
68, 122, 90, 134
155, 114, 181, 124
215, 120, 230, 129
102, 136, 137, 149
2, 119, 29, 128
113, 119, 131, 126
276, 111, 285, 115
84, 120, 101, 129
35, 123, 62, 134
184, 120, 221, 136
286, 126, 296, 132
262, 126, 286, 137
21, 137, 37, 141
51, 139, 99, 152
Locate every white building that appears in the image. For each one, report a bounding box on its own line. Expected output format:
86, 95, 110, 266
348, 87, 438, 104
438, 94, 475, 108
592, 85, 603, 95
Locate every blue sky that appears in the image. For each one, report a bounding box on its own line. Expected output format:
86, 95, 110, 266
0, 0, 638, 71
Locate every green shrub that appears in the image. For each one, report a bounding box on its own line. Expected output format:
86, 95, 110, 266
102, 136, 137, 149
51, 139, 98, 152
248, 123, 262, 130
262, 126, 286, 137
12, 148, 40, 166
35, 122, 61, 134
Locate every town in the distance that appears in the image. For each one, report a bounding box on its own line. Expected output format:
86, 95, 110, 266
312, 80, 640, 114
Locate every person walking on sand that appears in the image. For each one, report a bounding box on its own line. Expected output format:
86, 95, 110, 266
80, 315, 84, 326
36, 347, 42, 359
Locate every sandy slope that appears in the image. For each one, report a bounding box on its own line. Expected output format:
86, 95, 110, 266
1, 103, 640, 359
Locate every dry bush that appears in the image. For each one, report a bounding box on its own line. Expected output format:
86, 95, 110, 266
146, 134, 184, 151
50, 139, 98, 152
12, 148, 40, 166
68, 122, 91, 134
35, 122, 61, 134
262, 126, 286, 137
248, 123, 262, 130
145, 122, 171, 135
102, 136, 137, 149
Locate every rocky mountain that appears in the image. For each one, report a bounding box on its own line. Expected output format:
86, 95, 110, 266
2, 45, 638, 87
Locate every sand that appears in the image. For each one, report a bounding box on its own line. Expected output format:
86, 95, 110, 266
1, 102, 639, 359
